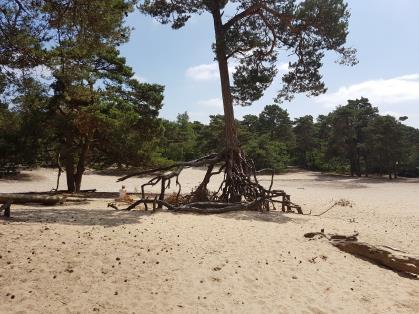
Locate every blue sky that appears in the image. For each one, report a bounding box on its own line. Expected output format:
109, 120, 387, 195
120, 0, 419, 127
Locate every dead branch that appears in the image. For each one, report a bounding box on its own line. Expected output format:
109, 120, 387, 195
117, 197, 263, 214
117, 153, 221, 182
173, 198, 262, 214
0, 193, 65, 205
305, 231, 419, 276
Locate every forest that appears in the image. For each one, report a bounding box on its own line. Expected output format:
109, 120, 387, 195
2, 96, 419, 181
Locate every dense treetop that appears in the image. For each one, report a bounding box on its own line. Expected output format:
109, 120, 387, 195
141, 0, 357, 106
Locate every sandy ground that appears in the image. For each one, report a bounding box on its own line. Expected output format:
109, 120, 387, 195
0, 168, 418, 313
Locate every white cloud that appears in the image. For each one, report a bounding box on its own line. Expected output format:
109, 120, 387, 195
316, 73, 419, 107
186, 63, 223, 81
196, 98, 223, 108
186, 62, 289, 82
133, 74, 146, 83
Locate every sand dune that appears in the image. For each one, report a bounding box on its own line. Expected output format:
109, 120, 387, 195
1, 168, 418, 313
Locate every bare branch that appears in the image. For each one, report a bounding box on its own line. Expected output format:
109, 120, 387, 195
117, 153, 220, 181
223, 4, 262, 30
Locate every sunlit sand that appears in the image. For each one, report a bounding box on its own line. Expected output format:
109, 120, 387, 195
1, 168, 418, 313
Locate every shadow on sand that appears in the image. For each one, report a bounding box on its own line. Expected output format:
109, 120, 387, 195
3, 207, 151, 227
3, 207, 299, 227
311, 172, 419, 184
0, 172, 39, 182
218, 210, 298, 224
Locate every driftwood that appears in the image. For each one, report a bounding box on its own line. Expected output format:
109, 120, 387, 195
305, 231, 419, 276
0, 193, 65, 205
117, 153, 302, 214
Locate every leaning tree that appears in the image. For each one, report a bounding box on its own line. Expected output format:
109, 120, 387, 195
119, 0, 357, 213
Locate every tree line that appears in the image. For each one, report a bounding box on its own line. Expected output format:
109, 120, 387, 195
2, 94, 418, 180
158, 98, 419, 178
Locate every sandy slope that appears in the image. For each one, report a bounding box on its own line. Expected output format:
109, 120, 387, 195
0, 168, 418, 313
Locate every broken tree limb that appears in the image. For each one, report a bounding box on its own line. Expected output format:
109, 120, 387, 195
304, 231, 419, 276
0, 193, 65, 205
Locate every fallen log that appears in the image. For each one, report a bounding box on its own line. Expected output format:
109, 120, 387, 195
0, 193, 65, 205
305, 231, 419, 276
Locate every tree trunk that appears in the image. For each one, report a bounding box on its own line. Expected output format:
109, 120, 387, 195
0, 193, 64, 205
63, 140, 89, 193
74, 140, 89, 192
350, 160, 355, 176
355, 148, 361, 177
211, 4, 239, 154
64, 147, 76, 193
364, 156, 369, 177
211, 3, 244, 202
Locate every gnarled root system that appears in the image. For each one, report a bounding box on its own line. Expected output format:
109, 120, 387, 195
117, 151, 302, 214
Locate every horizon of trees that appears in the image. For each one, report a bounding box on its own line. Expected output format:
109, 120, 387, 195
158, 98, 419, 179
2, 96, 419, 180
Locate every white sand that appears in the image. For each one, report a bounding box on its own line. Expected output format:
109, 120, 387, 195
1, 168, 418, 313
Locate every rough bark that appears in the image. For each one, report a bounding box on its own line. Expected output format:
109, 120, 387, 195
211, 3, 239, 153
62, 139, 89, 193
0, 193, 65, 205
64, 149, 76, 192
74, 140, 89, 192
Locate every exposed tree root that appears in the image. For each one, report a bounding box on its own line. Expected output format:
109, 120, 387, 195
305, 231, 419, 276
117, 152, 302, 214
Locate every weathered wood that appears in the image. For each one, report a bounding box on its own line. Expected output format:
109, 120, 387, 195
332, 240, 419, 276
173, 200, 261, 214
305, 232, 419, 276
118, 198, 262, 214
0, 193, 65, 205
